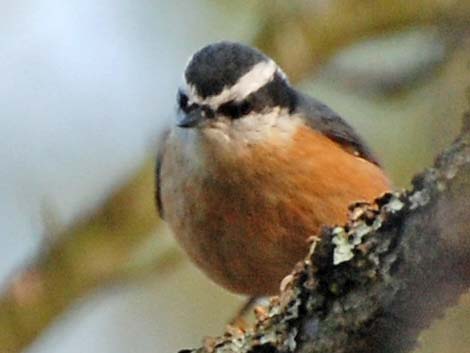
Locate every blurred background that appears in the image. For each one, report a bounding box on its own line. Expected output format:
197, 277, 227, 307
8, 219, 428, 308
0, 1, 469, 353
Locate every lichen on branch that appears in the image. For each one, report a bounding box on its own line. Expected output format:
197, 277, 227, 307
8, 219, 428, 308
186, 116, 470, 353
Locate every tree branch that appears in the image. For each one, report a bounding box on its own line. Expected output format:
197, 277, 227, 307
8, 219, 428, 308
185, 115, 470, 353
0, 1, 468, 352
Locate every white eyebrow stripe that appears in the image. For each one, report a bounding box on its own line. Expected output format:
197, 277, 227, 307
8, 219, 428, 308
187, 60, 279, 109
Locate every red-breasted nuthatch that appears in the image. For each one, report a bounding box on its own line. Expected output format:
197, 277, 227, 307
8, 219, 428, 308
156, 42, 390, 296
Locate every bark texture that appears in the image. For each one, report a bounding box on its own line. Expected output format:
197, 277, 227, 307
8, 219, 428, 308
185, 115, 470, 353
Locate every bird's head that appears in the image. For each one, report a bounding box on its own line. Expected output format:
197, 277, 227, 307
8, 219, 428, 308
176, 42, 297, 138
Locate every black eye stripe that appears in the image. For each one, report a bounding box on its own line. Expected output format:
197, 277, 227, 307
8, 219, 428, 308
239, 100, 252, 115
201, 105, 215, 119
218, 101, 240, 119
217, 100, 253, 119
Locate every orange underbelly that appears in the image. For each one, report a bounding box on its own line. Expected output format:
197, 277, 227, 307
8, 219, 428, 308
161, 126, 390, 295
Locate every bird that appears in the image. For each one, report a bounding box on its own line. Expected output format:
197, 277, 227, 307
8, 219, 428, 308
156, 41, 390, 296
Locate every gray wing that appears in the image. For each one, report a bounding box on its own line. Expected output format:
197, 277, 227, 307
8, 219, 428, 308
295, 92, 380, 166
155, 129, 171, 220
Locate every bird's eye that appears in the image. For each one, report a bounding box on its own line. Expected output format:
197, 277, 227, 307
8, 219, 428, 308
218, 100, 253, 120
218, 101, 240, 119
177, 91, 189, 112
239, 100, 252, 115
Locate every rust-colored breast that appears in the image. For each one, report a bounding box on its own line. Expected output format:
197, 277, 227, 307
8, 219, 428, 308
161, 126, 390, 295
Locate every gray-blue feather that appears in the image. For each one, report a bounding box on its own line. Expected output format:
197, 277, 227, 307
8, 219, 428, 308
294, 92, 380, 166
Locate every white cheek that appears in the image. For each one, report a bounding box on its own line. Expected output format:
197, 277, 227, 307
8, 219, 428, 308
275, 112, 301, 136
201, 108, 302, 154
230, 108, 301, 144
203, 118, 232, 145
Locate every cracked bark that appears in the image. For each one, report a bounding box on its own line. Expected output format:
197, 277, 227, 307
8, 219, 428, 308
185, 114, 470, 353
